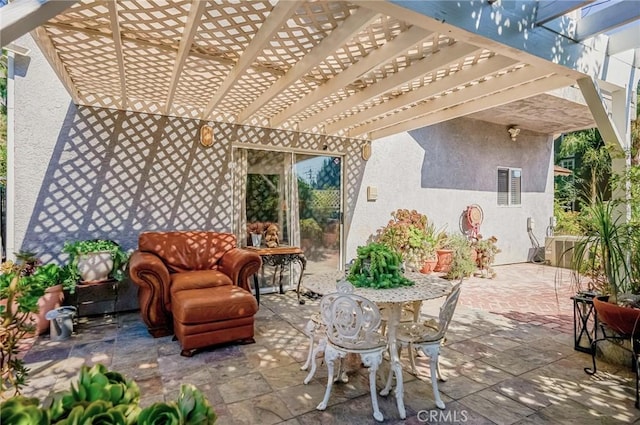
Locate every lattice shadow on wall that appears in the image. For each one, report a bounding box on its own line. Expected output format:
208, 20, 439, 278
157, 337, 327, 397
21, 104, 366, 264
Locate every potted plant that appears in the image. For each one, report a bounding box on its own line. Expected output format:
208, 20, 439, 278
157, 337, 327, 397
1, 252, 68, 336
375, 209, 439, 272
62, 239, 130, 287
443, 233, 476, 280
1, 266, 43, 396
347, 242, 414, 289
0, 252, 72, 395
570, 200, 640, 336
472, 235, 501, 278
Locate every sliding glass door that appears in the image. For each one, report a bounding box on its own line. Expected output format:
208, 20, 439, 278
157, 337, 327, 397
233, 147, 342, 293
295, 154, 341, 274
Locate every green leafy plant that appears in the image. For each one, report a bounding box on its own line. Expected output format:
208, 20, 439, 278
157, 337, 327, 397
569, 200, 640, 301
300, 218, 323, 240
1, 270, 43, 397
444, 233, 476, 280
472, 235, 501, 278
553, 200, 584, 235
375, 209, 440, 271
347, 242, 414, 289
1, 253, 68, 397
62, 239, 130, 290
1, 364, 217, 424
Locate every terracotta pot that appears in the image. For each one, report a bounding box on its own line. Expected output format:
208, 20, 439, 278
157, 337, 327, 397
434, 249, 453, 273
33, 284, 65, 335
593, 295, 640, 337
470, 248, 479, 265
301, 238, 313, 252
323, 232, 338, 248
420, 258, 438, 274
77, 251, 113, 283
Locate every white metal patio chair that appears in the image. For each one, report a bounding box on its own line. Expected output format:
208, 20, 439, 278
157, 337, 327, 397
301, 280, 353, 385
387, 280, 462, 410
316, 281, 387, 422
300, 311, 325, 383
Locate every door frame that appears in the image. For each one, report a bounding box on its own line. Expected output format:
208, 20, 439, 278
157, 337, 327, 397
231, 142, 346, 270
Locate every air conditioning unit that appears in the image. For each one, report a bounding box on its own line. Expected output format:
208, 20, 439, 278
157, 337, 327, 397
545, 236, 583, 268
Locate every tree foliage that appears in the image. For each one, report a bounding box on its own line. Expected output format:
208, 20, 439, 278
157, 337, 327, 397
314, 157, 340, 189
558, 128, 612, 208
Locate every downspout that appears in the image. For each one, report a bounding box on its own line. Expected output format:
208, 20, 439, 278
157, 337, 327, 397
5, 51, 15, 261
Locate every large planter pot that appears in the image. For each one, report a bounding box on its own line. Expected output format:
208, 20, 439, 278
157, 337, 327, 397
593, 295, 640, 337
77, 251, 114, 283
33, 284, 65, 335
420, 258, 438, 274
434, 249, 453, 273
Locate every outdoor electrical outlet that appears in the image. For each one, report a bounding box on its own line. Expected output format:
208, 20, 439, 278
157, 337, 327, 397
367, 186, 378, 201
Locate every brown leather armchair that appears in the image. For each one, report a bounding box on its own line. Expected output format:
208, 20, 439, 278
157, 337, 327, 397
129, 231, 261, 356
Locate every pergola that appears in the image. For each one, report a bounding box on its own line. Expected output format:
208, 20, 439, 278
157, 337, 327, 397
2, 0, 638, 146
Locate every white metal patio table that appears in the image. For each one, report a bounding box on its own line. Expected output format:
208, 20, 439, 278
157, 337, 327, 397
303, 271, 451, 419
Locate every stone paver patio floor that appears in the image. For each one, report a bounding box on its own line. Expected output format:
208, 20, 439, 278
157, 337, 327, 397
18, 263, 640, 424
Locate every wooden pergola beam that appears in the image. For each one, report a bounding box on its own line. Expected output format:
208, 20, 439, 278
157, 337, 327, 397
327, 54, 517, 135
164, 0, 207, 115
201, 0, 304, 120
236, 7, 379, 123
270, 25, 431, 128
107, 0, 127, 110
0, 0, 77, 47
367, 74, 572, 140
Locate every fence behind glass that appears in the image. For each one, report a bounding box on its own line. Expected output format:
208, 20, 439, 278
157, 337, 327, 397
295, 154, 341, 275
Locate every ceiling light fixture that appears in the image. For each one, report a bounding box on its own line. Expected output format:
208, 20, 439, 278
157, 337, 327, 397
508, 126, 520, 142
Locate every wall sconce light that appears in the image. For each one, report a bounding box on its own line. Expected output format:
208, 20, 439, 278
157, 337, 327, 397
508, 125, 520, 142
200, 124, 213, 147
361, 141, 372, 160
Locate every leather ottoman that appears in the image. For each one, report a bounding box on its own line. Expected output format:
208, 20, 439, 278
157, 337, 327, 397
172, 285, 258, 356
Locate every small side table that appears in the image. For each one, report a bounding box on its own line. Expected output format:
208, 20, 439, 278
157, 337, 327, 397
72, 279, 118, 317
572, 291, 597, 354
245, 246, 307, 304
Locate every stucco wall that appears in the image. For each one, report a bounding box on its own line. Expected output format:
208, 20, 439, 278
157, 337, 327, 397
348, 118, 555, 265
11, 35, 74, 261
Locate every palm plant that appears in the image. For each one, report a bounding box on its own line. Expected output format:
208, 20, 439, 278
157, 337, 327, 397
570, 199, 640, 301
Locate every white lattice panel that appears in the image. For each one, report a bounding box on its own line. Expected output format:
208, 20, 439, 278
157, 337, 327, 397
31, 0, 523, 136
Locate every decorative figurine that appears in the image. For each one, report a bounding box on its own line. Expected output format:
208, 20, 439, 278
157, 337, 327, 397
264, 224, 280, 248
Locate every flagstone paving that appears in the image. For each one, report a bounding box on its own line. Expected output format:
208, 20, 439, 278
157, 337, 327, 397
16, 263, 640, 424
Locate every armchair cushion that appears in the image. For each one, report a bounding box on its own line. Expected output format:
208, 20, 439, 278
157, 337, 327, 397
172, 286, 258, 324
171, 270, 232, 293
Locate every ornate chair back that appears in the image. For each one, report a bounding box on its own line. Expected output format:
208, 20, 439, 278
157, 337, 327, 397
433, 280, 462, 341
320, 282, 382, 349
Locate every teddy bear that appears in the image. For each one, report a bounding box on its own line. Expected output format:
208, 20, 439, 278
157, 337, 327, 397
264, 224, 280, 248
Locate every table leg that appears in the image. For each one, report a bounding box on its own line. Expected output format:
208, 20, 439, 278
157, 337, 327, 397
278, 264, 285, 294
296, 254, 307, 305
380, 304, 406, 419
252, 274, 260, 305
